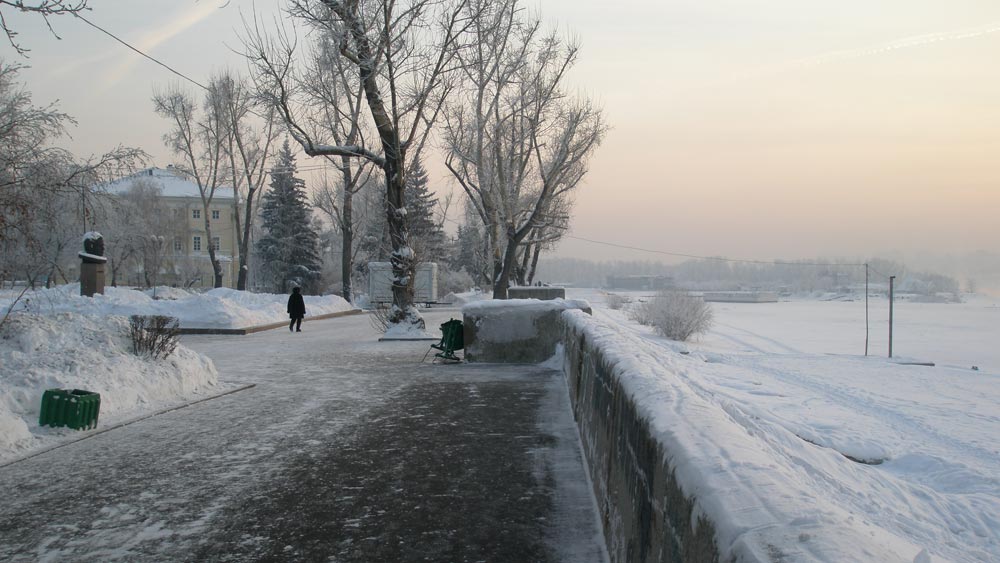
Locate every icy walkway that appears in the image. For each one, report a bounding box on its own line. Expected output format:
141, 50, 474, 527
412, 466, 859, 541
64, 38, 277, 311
0, 311, 606, 562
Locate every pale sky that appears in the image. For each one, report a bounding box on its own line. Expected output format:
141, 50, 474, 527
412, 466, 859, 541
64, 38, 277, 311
4, 0, 999, 264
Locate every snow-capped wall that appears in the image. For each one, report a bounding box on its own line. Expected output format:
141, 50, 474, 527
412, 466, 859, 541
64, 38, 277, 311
561, 311, 722, 563
461, 299, 592, 363
559, 310, 923, 563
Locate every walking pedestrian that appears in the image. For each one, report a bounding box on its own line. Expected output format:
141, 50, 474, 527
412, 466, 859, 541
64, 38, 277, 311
287, 286, 306, 332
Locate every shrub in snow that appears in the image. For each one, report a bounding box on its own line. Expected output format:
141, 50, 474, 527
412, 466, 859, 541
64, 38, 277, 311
629, 290, 713, 341
128, 315, 180, 359
369, 302, 391, 333
605, 293, 629, 310
626, 299, 652, 326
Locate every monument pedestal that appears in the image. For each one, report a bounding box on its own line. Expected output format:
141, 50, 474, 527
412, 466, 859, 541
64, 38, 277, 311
80, 261, 106, 297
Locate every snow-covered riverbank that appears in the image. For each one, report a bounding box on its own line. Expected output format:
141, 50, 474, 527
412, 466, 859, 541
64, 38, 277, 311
573, 288, 1000, 562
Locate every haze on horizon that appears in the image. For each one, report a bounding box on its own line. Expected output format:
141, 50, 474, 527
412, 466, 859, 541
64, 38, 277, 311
3, 0, 998, 268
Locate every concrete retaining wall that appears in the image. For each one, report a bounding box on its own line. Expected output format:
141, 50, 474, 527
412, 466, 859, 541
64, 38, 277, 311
462, 299, 591, 364
562, 318, 722, 563
462, 298, 725, 561
507, 286, 567, 300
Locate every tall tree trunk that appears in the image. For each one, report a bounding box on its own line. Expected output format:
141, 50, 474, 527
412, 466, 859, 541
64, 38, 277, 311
384, 154, 418, 325
489, 218, 505, 298
493, 229, 525, 299
526, 241, 542, 285
516, 237, 532, 285
335, 2, 417, 327
341, 189, 354, 303
203, 214, 223, 288
236, 193, 254, 290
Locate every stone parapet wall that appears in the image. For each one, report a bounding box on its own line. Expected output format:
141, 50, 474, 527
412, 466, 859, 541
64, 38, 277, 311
507, 286, 567, 300
561, 313, 723, 563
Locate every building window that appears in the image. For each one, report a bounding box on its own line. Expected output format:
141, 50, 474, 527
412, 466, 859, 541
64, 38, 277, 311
173, 237, 182, 253
211, 237, 221, 252
211, 209, 220, 220
193, 209, 201, 219
193, 236, 202, 252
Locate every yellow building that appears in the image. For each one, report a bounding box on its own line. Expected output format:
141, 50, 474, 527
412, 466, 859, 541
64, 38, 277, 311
100, 166, 239, 288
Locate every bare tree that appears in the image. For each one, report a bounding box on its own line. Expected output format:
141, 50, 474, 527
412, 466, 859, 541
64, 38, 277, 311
443, 0, 605, 298
153, 80, 231, 288
213, 71, 280, 291
0, 0, 88, 56
313, 168, 377, 301
301, 36, 375, 303
245, 0, 469, 330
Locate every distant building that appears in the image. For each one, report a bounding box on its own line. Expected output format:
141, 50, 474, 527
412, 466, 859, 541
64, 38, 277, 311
701, 291, 778, 303
97, 167, 238, 288
606, 275, 675, 291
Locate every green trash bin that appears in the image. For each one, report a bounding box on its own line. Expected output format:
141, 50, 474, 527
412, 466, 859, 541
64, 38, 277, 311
39, 389, 101, 430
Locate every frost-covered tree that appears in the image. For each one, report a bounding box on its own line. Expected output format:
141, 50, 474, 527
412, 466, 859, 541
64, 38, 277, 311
405, 157, 447, 264
214, 71, 280, 292
443, 0, 606, 298
304, 36, 376, 304
245, 0, 469, 330
453, 202, 490, 287
0, 0, 88, 55
153, 81, 229, 288
0, 60, 143, 288
256, 140, 322, 293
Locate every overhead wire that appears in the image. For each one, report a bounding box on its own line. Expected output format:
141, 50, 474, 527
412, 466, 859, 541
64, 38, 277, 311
72, 12, 209, 91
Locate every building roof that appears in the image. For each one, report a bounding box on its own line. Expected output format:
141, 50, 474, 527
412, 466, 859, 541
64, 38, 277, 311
98, 167, 235, 200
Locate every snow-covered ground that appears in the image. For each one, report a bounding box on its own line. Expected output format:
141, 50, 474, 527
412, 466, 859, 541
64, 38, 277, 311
572, 288, 1000, 562
0, 313, 220, 463
1, 284, 355, 329
4, 282, 997, 560
0, 284, 355, 463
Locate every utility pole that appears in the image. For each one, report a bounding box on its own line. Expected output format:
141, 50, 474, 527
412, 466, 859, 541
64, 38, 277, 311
865, 263, 869, 356
888, 275, 896, 358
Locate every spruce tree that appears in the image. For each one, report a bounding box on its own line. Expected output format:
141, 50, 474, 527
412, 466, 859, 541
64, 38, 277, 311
405, 157, 446, 263
256, 140, 323, 293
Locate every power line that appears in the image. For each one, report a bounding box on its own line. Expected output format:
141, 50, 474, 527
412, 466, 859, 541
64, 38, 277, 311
72, 13, 209, 91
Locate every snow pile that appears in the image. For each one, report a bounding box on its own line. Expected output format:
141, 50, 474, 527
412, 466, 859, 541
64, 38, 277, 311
2, 284, 355, 329
381, 305, 435, 340
0, 313, 218, 462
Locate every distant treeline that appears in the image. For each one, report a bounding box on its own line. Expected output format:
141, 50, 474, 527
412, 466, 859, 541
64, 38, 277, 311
534, 257, 961, 295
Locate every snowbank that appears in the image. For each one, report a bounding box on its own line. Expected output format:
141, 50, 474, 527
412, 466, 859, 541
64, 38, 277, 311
2, 284, 356, 329
0, 313, 219, 463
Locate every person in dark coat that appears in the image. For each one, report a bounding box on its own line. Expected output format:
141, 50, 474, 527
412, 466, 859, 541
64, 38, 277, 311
287, 287, 306, 332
